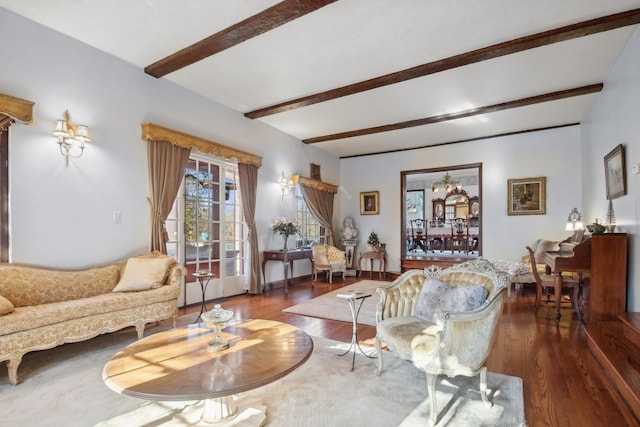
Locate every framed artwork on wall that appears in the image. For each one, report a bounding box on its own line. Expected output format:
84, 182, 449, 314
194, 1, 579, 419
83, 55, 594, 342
360, 191, 379, 215
310, 163, 321, 181
507, 177, 546, 215
604, 144, 626, 200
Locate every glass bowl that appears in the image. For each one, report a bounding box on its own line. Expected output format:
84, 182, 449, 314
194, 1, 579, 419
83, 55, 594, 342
201, 304, 234, 351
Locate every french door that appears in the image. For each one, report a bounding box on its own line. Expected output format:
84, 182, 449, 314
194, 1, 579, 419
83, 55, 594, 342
166, 154, 247, 306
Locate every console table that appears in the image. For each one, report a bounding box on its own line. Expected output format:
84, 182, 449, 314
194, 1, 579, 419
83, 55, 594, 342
359, 250, 385, 279
262, 249, 313, 294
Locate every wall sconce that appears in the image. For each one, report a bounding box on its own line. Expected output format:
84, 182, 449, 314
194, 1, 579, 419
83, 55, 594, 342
279, 171, 294, 199
564, 207, 584, 231
52, 110, 91, 166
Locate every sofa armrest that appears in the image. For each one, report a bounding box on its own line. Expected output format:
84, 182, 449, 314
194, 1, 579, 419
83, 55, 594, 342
165, 263, 186, 288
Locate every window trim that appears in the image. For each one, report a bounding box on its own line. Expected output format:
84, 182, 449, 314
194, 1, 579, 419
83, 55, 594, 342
0, 129, 8, 262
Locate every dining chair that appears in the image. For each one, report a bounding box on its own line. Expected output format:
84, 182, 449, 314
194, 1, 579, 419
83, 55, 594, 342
409, 219, 427, 252
526, 246, 581, 325
450, 218, 469, 254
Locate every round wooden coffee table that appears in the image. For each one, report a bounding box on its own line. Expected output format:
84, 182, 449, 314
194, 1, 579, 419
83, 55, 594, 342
102, 319, 313, 424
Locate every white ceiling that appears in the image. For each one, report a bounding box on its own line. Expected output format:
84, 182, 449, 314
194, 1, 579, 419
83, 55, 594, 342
2, 0, 639, 158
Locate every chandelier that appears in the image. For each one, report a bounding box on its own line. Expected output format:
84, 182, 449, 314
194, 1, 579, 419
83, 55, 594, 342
431, 172, 462, 193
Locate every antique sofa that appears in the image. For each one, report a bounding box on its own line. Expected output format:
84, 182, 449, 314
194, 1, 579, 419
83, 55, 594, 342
0, 252, 183, 385
375, 258, 508, 426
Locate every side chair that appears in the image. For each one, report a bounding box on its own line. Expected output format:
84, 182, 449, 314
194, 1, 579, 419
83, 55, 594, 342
311, 244, 346, 284
375, 260, 508, 426
526, 246, 581, 325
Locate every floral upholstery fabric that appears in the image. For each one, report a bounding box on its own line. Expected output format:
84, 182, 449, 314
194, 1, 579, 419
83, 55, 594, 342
0, 254, 183, 385
0, 294, 14, 315
491, 259, 530, 276
0, 285, 178, 336
0, 264, 121, 307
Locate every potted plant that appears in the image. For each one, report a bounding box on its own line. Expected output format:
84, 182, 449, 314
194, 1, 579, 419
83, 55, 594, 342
367, 231, 380, 252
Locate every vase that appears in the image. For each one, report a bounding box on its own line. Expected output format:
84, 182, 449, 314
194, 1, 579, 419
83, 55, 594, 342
283, 235, 289, 251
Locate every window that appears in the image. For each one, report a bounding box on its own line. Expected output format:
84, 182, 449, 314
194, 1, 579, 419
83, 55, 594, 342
295, 185, 323, 247
166, 155, 246, 294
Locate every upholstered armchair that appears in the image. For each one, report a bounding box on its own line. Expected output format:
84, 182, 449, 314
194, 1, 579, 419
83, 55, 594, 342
311, 244, 347, 284
375, 259, 508, 426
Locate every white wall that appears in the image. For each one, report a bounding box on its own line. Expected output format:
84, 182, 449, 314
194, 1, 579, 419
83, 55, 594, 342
0, 10, 340, 287
339, 126, 583, 272
581, 26, 640, 311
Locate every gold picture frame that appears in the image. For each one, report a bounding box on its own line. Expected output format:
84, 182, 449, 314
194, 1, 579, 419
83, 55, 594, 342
604, 144, 626, 200
507, 177, 546, 215
360, 191, 379, 215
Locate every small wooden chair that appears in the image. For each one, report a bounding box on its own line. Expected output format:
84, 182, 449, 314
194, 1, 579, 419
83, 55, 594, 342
450, 218, 469, 254
409, 219, 427, 252
526, 246, 581, 325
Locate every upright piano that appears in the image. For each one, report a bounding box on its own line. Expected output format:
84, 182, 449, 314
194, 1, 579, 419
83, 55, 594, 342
545, 233, 627, 324
545, 238, 591, 274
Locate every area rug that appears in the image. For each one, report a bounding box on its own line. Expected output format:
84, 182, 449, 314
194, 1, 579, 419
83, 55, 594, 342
1, 319, 525, 426
283, 280, 387, 326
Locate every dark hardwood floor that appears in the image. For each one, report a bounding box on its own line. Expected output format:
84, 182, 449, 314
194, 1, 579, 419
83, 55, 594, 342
180, 277, 638, 427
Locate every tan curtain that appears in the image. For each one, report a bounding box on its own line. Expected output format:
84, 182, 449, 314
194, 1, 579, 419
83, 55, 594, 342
238, 163, 261, 294
148, 140, 191, 253
299, 185, 336, 245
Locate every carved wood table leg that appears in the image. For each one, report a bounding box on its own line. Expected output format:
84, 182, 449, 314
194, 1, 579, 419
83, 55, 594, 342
554, 273, 563, 325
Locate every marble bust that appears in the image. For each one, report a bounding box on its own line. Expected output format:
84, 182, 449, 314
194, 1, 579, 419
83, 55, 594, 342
340, 217, 358, 240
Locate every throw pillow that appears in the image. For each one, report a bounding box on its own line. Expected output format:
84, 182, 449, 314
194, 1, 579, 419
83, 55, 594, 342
0, 294, 15, 315
415, 278, 488, 324
113, 256, 173, 292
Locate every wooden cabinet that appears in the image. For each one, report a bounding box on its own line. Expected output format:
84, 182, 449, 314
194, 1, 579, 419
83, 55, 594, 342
400, 256, 468, 272
582, 233, 628, 323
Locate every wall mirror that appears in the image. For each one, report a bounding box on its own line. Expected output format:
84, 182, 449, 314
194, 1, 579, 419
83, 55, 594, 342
444, 189, 469, 222
402, 163, 482, 260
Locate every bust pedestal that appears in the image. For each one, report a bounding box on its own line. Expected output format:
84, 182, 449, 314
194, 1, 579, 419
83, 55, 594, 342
341, 239, 358, 277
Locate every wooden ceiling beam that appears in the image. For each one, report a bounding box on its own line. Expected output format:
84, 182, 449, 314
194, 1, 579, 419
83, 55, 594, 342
338, 123, 579, 159
302, 84, 603, 144
246, 8, 640, 119
145, 0, 337, 78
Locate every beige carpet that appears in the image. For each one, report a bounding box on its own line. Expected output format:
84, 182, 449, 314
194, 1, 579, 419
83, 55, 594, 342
1, 317, 525, 426
283, 280, 388, 326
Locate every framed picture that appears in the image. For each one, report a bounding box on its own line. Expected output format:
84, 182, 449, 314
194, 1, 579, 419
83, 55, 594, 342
310, 163, 321, 180
360, 191, 379, 215
507, 177, 546, 215
604, 144, 626, 200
